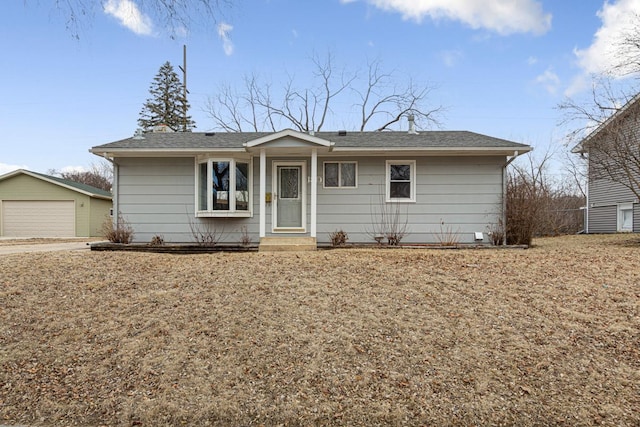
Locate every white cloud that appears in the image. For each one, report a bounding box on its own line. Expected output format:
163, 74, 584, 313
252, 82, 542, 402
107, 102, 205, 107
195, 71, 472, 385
218, 22, 234, 56
440, 49, 463, 67
535, 68, 561, 95
564, 74, 590, 98
342, 0, 552, 35
527, 56, 538, 66
0, 163, 28, 175
573, 0, 640, 77
103, 0, 154, 36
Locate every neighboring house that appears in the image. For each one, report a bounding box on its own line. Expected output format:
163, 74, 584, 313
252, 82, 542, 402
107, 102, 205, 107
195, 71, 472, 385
574, 94, 640, 234
90, 123, 531, 247
0, 169, 112, 238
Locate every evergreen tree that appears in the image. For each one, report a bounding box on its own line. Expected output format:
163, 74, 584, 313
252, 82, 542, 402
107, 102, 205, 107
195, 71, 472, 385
138, 61, 195, 132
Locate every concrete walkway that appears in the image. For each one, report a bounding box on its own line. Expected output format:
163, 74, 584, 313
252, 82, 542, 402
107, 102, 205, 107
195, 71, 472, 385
0, 241, 95, 255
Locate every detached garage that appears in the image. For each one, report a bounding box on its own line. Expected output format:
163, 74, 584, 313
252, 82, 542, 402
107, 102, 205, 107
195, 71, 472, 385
0, 169, 112, 238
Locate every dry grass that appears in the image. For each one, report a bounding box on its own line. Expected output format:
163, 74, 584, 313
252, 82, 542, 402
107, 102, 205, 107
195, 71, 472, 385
1, 234, 639, 426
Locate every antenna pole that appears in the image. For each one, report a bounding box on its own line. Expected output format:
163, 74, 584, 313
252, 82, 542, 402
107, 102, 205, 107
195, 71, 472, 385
182, 44, 187, 132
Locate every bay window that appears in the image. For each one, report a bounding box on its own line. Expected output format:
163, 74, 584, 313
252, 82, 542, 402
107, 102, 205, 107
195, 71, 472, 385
197, 158, 252, 217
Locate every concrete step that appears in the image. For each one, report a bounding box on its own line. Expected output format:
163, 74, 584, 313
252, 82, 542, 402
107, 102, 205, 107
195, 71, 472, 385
259, 236, 317, 252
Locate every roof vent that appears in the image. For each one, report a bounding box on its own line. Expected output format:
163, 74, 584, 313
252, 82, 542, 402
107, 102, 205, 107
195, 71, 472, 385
338, 130, 347, 136
205, 132, 216, 136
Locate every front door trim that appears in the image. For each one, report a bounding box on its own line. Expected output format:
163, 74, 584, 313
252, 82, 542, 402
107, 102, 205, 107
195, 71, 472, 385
272, 160, 306, 233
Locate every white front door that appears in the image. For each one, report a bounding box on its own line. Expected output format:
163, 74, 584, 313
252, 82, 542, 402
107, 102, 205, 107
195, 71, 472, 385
273, 162, 306, 231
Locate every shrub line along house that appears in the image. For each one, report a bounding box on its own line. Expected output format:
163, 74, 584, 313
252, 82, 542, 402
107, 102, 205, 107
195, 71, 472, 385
90, 118, 531, 249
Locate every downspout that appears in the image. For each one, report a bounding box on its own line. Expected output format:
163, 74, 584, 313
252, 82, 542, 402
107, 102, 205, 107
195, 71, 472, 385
502, 151, 521, 245
98, 154, 118, 228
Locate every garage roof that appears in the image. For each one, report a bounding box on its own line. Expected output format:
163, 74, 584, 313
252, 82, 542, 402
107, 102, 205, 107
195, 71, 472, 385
0, 169, 112, 200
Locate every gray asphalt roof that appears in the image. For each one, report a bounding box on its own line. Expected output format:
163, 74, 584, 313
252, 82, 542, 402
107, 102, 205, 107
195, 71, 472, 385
91, 130, 530, 151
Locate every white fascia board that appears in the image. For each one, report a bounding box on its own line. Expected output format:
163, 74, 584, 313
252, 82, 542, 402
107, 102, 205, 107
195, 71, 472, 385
330, 146, 532, 155
90, 148, 245, 157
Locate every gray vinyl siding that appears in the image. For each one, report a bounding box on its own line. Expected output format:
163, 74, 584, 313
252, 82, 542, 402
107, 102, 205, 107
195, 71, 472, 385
315, 156, 503, 243
116, 157, 258, 243
587, 205, 617, 233
588, 175, 638, 234
115, 155, 505, 244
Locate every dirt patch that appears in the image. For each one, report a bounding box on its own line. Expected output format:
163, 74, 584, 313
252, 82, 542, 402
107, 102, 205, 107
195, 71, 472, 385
1, 234, 638, 426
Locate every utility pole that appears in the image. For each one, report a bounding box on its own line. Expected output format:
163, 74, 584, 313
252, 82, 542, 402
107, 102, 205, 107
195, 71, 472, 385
179, 44, 188, 132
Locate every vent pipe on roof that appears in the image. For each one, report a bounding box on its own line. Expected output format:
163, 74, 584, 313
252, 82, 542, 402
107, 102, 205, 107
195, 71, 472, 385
407, 114, 418, 135
133, 128, 145, 139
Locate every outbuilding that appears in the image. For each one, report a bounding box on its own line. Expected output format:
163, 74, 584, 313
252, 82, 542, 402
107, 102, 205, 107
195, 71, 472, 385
0, 169, 112, 238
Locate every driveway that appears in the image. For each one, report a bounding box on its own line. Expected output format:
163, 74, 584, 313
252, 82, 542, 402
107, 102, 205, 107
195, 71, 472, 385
0, 240, 96, 255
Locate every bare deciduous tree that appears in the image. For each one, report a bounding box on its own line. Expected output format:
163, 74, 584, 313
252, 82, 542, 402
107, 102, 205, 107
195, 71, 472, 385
49, 161, 113, 192
560, 16, 640, 203
206, 53, 443, 132
35, 0, 232, 38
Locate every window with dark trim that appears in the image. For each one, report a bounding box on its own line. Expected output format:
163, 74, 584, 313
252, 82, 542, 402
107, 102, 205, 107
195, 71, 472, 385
323, 161, 357, 188
386, 160, 415, 202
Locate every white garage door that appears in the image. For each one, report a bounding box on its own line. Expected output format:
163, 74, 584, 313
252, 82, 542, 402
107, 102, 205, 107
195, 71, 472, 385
2, 200, 75, 237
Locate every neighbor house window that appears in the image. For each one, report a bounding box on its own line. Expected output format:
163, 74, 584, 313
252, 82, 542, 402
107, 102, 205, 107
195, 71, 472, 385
618, 203, 633, 232
197, 158, 252, 217
386, 160, 416, 202
323, 161, 357, 188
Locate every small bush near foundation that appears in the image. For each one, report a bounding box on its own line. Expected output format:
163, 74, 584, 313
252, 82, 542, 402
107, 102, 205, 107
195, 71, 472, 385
433, 220, 461, 246
329, 229, 348, 246
149, 235, 165, 246
101, 214, 134, 244
240, 226, 251, 247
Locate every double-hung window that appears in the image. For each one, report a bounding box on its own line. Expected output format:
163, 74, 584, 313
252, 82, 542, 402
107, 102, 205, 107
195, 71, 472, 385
323, 161, 357, 188
197, 158, 251, 217
386, 160, 416, 202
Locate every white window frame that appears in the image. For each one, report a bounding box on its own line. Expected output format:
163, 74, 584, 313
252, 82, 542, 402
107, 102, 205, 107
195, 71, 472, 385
386, 160, 416, 203
322, 161, 358, 189
196, 157, 253, 218
617, 202, 633, 232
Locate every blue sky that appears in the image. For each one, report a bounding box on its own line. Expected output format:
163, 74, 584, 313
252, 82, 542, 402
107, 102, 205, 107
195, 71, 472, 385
2, 0, 639, 175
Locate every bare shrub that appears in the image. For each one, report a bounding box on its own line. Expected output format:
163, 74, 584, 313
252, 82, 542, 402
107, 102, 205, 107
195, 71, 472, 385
329, 229, 349, 246
487, 219, 505, 246
240, 226, 251, 247
189, 217, 225, 247
367, 187, 409, 245
101, 214, 134, 244
506, 151, 585, 246
432, 219, 461, 246
149, 235, 165, 246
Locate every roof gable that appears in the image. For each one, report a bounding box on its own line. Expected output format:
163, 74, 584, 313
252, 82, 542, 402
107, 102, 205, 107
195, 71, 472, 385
575, 93, 640, 153
0, 169, 112, 200
244, 129, 332, 149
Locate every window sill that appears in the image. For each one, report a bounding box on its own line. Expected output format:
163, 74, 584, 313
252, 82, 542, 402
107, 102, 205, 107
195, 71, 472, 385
386, 199, 416, 203
196, 211, 252, 218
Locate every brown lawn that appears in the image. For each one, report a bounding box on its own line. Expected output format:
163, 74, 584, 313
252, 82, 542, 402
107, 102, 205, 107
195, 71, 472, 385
0, 234, 638, 426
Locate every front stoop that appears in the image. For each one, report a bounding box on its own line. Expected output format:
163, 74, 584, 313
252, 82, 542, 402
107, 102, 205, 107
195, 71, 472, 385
259, 237, 317, 252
